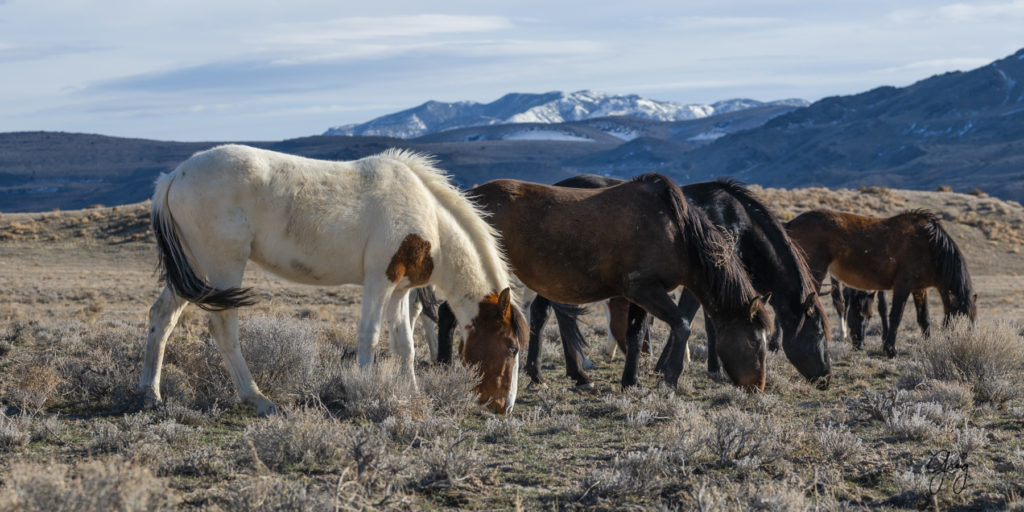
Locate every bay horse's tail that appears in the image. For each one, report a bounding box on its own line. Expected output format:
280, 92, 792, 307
151, 172, 258, 311
917, 210, 975, 319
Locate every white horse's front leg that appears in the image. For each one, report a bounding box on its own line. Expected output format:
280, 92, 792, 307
386, 289, 417, 391
208, 308, 277, 416
137, 285, 187, 406
357, 278, 392, 369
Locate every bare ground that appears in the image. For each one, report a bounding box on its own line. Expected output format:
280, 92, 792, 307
1, 188, 1023, 510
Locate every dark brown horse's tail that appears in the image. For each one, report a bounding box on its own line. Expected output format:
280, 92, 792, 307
151, 173, 258, 311
919, 211, 975, 318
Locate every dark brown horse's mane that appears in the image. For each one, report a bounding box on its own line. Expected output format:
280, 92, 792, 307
709, 179, 819, 303
631, 173, 770, 330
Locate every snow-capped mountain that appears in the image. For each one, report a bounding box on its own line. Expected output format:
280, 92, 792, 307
323, 91, 808, 139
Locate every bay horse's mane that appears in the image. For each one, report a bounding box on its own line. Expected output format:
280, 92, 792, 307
898, 209, 974, 309
630, 173, 770, 330
706, 179, 819, 303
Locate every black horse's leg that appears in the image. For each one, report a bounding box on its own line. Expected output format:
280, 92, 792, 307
883, 287, 911, 358
436, 302, 457, 364
525, 296, 551, 386
621, 303, 648, 388
877, 291, 889, 343
913, 290, 930, 338
704, 310, 720, 374
552, 304, 591, 388
830, 277, 848, 341
654, 289, 700, 373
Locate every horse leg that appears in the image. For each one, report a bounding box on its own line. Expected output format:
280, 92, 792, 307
408, 290, 440, 362
385, 289, 418, 391
621, 303, 649, 388
623, 285, 691, 388
605, 297, 632, 360
552, 303, 591, 388
880, 292, 888, 344
831, 277, 848, 341
883, 287, 911, 358
704, 310, 721, 374
601, 300, 618, 359
357, 278, 393, 368
137, 285, 188, 407
208, 308, 276, 416
654, 289, 699, 373
436, 302, 457, 364
913, 290, 930, 338
525, 295, 551, 386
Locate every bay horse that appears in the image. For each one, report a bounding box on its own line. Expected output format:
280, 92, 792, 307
528, 176, 831, 388
137, 145, 527, 415
438, 174, 773, 390
786, 209, 976, 358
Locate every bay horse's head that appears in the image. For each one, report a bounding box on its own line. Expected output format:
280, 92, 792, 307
461, 288, 528, 414
712, 295, 773, 391
843, 288, 877, 348
783, 292, 833, 389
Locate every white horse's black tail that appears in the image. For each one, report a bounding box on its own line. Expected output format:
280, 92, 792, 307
151, 173, 258, 311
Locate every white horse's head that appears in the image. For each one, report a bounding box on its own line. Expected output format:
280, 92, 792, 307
460, 287, 528, 414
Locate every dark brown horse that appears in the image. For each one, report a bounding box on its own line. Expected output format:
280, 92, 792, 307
439, 174, 773, 390
786, 210, 976, 357
528, 176, 831, 388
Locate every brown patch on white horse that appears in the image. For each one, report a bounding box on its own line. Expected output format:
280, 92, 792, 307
386, 234, 434, 285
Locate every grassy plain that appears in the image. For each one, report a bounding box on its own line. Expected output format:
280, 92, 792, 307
1, 187, 1023, 510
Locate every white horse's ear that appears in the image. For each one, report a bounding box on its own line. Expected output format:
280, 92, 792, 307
498, 287, 512, 320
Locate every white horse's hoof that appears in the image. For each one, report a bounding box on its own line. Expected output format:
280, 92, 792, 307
575, 382, 595, 392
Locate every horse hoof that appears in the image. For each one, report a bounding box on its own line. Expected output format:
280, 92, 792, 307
575, 382, 595, 392
526, 381, 547, 390
884, 347, 897, 359
582, 359, 597, 371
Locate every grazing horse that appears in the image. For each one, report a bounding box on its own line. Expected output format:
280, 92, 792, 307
137, 145, 527, 415
786, 209, 976, 358
529, 176, 831, 388
439, 174, 773, 390
830, 277, 929, 348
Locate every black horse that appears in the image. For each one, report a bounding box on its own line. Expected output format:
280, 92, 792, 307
526, 176, 831, 388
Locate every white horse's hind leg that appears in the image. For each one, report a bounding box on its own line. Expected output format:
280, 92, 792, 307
386, 290, 417, 391
208, 308, 277, 416
137, 285, 188, 406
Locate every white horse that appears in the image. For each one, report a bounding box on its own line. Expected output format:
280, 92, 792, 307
137, 145, 527, 415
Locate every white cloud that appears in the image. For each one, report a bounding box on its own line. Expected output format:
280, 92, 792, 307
890, 0, 1024, 22
261, 14, 515, 45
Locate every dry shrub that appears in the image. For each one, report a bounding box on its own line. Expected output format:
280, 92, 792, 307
417, 361, 480, 418
814, 423, 865, 463
380, 413, 457, 445
238, 314, 321, 399
416, 434, 486, 489
214, 475, 335, 512
914, 318, 1024, 404
245, 406, 347, 471
314, 358, 424, 421
0, 458, 177, 511
5, 355, 63, 412
885, 401, 960, 441
707, 407, 784, 469
0, 410, 31, 451
587, 445, 691, 499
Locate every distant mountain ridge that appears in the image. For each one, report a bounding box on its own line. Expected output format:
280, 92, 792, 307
323, 90, 808, 138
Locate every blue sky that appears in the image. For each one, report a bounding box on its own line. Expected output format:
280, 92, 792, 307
1, 0, 1022, 141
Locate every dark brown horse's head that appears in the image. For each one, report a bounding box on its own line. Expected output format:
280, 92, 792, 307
783, 292, 832, 389
943, 290, 978, 325
461, 288, 528, 414
712, 295, 773, 391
